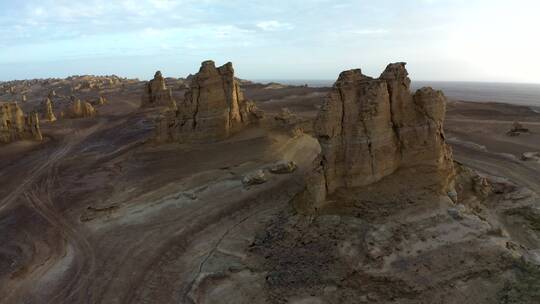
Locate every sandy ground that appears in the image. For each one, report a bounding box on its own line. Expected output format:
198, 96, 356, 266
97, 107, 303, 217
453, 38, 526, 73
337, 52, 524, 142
1, 82, 540, 303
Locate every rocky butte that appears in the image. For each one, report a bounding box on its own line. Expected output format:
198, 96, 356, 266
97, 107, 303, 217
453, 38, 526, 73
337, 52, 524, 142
0, 102, 43, 143
300, 62, 455, 211
155, 60, 260, 142
141, 71, 177, 110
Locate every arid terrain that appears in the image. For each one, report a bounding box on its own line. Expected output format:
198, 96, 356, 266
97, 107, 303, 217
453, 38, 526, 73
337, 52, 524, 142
1, 62, 540, 304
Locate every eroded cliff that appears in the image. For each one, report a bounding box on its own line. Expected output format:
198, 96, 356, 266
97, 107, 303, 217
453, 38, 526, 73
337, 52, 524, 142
155, 61, 260, 142
304, 63, 455, 210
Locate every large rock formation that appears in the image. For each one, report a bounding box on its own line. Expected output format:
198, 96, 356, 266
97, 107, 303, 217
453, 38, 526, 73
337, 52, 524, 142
0, 102, 43, 143
304, 63, 454, 210
141, 71, 177, 110
43, 97, 57, 122
155, 61, 260, 142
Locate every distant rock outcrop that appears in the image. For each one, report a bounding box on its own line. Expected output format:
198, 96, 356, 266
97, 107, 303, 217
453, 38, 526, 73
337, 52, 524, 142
141, 71, 177, 110
0, 102, 43, 143
155, 61, 261, 142
69, 97, 96, 118
302, 63, 455, 210
43, 97, 57, 122
97, 96, 107, 105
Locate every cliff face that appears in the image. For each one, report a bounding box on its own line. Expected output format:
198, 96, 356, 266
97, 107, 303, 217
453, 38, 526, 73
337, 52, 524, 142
0, 102, 42, 143
307, 63, 454, 209
141, 71, 177, 110
156, 61, 260, 142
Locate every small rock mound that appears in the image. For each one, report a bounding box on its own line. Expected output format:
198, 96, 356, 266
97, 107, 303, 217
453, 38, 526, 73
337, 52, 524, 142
507, 121, 529, 136
242, 170, 267, 186
269, 160, 298, 174
521, 152, 540, 162
274, 108, 297, 124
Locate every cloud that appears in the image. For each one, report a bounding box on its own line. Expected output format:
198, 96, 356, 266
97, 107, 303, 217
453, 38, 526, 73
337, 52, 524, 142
141, 27, 167, 38
2, 0, 540, 83
349, 28, 389, 35
148, 0, 178, 10
214, 25, 254, 38
256, 20, 293, 31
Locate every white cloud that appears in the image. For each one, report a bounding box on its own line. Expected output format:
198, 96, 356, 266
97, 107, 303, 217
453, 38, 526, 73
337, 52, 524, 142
349, 28, 388, 35
256, 20, 293, 31
31, 7, 46, 17
141, 27, 167, 38
148, 0, 178, 10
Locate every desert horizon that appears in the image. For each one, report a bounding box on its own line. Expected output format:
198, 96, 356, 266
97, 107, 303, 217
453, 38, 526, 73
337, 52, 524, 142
5, 74, 540, 107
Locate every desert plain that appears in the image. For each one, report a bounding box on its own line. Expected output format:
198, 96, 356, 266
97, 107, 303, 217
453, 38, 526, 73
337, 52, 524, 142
1, 61, 540, 304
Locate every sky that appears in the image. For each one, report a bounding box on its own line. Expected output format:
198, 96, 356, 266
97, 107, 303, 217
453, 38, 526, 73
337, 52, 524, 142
1, 0, 540, 83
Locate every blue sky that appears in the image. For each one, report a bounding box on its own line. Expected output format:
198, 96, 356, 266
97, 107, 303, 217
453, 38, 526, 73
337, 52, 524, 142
1, 0, 539, 83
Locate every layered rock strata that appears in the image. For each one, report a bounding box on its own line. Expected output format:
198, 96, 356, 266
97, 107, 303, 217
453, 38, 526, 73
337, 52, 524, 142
141, 71, 177, 110
155, 61, 260, 142
0, 102, 43, 143
305, 63, 455, 210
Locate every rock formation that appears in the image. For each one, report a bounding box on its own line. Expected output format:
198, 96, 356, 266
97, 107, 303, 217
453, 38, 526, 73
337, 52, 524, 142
141, 71, 177, 110
521, 152, 540, 162
507, 121, 529, 136
304, 63, 455, 210
43, 97, 57, 122
0, 102, 43, 143
269, 160, 297, 174
69, 98, 96, 118
274, 108, 296, 124
242, 170, 267, 186
155, 61, 261, 142
97, 96, 107, 105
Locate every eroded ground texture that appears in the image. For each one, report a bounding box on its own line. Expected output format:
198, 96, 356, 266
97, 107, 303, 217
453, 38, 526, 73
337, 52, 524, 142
1, 74, 540, 303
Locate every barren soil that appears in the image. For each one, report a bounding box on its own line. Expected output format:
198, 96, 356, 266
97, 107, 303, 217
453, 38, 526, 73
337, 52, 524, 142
1, 81, 540, 303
